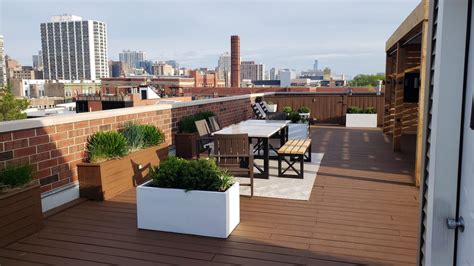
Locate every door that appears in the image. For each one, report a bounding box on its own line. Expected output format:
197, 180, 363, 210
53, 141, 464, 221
456, 4, 474, 264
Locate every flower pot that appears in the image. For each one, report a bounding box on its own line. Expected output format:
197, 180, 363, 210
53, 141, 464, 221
267, 104, 278, 112
137, 181, 240, 238
345, 113, 377, 128
78, 143, 169, 201
299, 112, 311, 122
0, 183, 42, 247
175, 132, 198, 159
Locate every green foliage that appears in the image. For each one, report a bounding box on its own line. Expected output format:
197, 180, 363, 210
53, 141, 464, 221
150, 156, 234, 192
298, 106, 310, 113
346, 106, 376, 114
266, 100, 274, 105
122, 122, 145, 151
0, 165, 33, 189
178, 111, 215, 133
348, 74, 385, 87
142, 124, 165, 147
289, 112, 301, 123
121, 122, 165, 152
87, 131, 129, 163
282, 106, 293, 114
0, 84, 29, 121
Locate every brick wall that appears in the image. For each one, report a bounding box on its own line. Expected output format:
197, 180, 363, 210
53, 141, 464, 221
0, 94, 260, 195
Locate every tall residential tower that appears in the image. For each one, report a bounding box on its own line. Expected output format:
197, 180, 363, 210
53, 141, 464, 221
119, 50, 146, 69
40, 15, 109, 80
0, 35, 6, 87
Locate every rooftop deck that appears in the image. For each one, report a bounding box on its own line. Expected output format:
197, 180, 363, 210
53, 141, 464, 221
0, 126, 419, 266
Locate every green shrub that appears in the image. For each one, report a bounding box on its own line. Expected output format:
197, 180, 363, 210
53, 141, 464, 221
0, 165, 33, 189
266, 100, 274, 105
150, 156, 234, 192
289, 112, 301, 123
346, 106, 376, 114
282, 106, 293, 114
142, 124, 165, 147
87, 131, 129, 163
178, 111, 215, 133
122, 123, 165, 151
122, 122, 145, 151
298, 106, 310, 113
364, 107, 376, 114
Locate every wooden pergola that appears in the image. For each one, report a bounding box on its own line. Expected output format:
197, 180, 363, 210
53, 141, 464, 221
384, 0, 429, 187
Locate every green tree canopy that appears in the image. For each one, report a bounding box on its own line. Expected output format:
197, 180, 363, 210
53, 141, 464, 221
349, 74, 385, 87
0, 84, 29, 121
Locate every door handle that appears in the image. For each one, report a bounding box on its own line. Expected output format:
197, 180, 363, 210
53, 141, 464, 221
447, 217, 465, 232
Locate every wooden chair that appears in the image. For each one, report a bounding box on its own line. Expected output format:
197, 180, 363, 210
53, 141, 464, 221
213, 134, 254, 197
208, 116, 221, 132
195, 119, 213, 158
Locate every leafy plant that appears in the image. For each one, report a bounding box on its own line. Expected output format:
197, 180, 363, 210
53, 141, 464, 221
298, 106, 310, 113
150, 156, 234, 192
282, 106, 293, 114
122, 122, 145, 151
266, 100, 274, 105
178, 111, 215, 133
346, 106, 376, 114
288, 112, 301, 123
121, 123, 165, 151
87, 131, 129, 163
0, 165, 33, 189
142, 124, 165, 147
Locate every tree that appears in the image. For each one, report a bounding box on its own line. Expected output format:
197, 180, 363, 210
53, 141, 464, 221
0, 84, 29, 121
349, 73, 385, 87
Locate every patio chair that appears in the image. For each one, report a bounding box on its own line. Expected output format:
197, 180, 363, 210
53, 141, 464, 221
207, 116, 221, 132
195, 119, 214, 158
213, 134, 254, 197
254, 101, 287, 120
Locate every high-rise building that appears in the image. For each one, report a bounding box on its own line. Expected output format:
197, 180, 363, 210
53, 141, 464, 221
165, 60, 179, 70
240, 61, 265, 81
323, 67, 331, 80
270, 67, 279, 80
32, 51, 43, 69
138, 60, 154, 75
41, 15, 109, 80
216, 52, 231, 86
153, 62, 174, 76
313, 59, 319, 71
119, 50, 146, 69
0, 35, 6, 87
109, 61, 129, 77
230, 35, 240, 87
280, 69, 296, 87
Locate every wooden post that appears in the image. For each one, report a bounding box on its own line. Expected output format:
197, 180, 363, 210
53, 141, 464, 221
393, 42, 406, 151
384, 54, 394, 134
414, 0, 430, 187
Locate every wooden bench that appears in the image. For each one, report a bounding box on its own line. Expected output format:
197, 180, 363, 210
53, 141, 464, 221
277, 139, 312, 178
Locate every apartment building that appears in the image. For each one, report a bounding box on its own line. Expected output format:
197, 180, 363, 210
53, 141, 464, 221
41, 15, 109, 80
240, 61, 264, 81
0, 35, 6, 87
119, 50, 146, 69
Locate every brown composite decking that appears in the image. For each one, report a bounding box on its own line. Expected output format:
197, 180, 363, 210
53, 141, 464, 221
0, 126, 420, 266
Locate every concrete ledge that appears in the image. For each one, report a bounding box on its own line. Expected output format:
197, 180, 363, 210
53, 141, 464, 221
0, 93, 269, 133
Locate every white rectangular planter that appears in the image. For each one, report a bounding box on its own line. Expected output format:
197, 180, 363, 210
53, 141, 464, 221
137, 181, 240, 238
346, 114, 377, 128
267, 104, 278, 112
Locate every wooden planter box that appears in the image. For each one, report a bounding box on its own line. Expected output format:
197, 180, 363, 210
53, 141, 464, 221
78, 143, 169, 201
0, 183, 42, 247
175, 133, 198, 159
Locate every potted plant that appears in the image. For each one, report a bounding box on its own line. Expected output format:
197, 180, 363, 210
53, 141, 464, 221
0, 165, 42, 247
175, 111, 214, 159
137, 157, 239, 238
265, 101, 278, 112
345, 106, 377, 128
298, 106, 311, 123
78, 123, 168, 201
282, 106, 293, 116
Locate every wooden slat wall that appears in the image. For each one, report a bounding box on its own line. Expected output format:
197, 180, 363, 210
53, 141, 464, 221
265, 94, 385, 126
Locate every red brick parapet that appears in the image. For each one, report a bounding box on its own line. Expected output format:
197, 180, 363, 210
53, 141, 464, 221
0, 93, 264, 194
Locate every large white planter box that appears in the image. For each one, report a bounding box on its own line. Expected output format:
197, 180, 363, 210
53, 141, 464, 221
288, 123, 309, 139
346, 114, 377, 128
137, 181, 240, 238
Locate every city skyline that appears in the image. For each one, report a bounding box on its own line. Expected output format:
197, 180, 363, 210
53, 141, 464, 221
1, 0, 419, 76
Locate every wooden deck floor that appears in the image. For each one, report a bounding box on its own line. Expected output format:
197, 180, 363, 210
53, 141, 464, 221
0, 126, 420, 266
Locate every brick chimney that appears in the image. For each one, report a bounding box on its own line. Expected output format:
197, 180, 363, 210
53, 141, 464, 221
231, 35, 240, 87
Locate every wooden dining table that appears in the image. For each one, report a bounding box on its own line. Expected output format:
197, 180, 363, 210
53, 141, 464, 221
212, 119, 290, 178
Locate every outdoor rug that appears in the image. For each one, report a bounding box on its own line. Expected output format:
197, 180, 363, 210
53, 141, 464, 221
236, 152, 324, 201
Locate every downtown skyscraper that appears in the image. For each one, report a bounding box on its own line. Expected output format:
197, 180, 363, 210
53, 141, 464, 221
119, 50, 146, 69
40, 15, 109, 80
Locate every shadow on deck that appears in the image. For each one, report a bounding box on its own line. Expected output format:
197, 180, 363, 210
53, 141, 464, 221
0, 126, 420, 266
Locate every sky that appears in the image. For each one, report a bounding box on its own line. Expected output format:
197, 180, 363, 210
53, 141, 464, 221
0, 0, 420, 77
